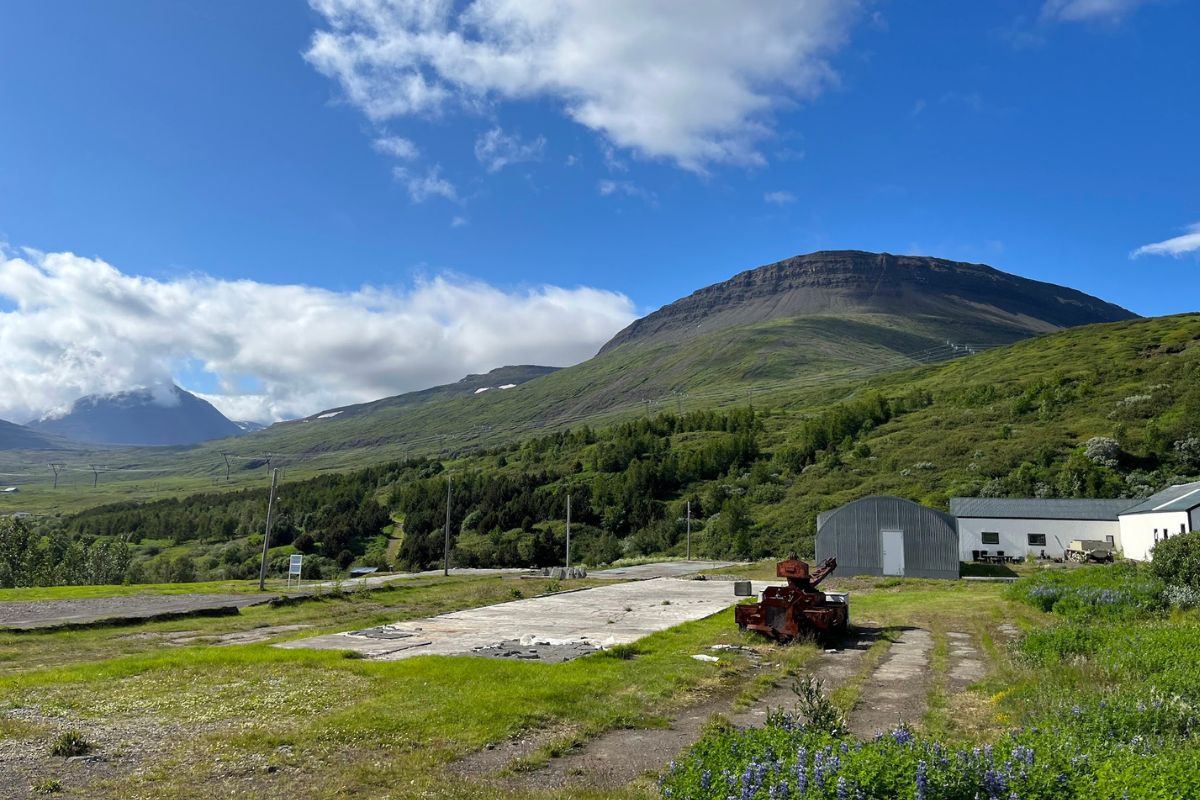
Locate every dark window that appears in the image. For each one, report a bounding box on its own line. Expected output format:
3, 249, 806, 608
1183, 524, 1188, 534
1106, 535, 1115, 544
1027, 533, 1047, 547
981, 532, 1000, 545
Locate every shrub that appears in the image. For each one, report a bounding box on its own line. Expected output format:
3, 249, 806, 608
1084, 436, 1122, 468
1149, 531, 1200, 592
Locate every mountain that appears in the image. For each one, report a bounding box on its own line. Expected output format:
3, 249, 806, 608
0, 251, 1144, 511
288, 365, 560, 425
64, 313, 1200, 574
0, 418, 69, 451
601, 250, 1136, 353
28, 385, 244, 446
192, 251, 1134, 463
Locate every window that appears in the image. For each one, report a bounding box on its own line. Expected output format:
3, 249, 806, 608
1183, 524, 1188, 534
1106, 535, 1115, 544
981, 532, 999, 545
1027, 533, 1047, 547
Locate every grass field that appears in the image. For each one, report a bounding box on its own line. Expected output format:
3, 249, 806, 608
0, 564, 1080, 800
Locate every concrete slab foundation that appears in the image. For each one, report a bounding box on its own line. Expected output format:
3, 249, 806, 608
278, 577, 774, 661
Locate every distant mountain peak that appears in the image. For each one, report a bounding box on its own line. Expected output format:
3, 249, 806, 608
599, 250, 1136, 354
28, 384, 244, 447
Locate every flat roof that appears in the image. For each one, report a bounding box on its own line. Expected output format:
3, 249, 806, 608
1119, 481, 1200, 515
950, 497, 1133, 521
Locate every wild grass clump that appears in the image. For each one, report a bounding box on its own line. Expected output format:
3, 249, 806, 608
1007, 563, 1165, 621
30, 778, 63, 795
600, 643, 643, 660
49, 730, 89, 757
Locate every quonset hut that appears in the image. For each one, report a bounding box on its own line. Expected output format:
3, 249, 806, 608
815, 496, 960, 580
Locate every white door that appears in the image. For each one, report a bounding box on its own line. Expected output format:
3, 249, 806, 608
881, 530, 905, 576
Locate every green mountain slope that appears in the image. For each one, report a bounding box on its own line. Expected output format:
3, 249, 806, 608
43, 313, 1200, 584
0, 251, 1136, 513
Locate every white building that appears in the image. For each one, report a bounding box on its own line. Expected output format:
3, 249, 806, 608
1118, 481, 1200, 562
950, 497, 1130, 561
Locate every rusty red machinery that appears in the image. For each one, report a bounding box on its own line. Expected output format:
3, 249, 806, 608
734, 555, 848, 642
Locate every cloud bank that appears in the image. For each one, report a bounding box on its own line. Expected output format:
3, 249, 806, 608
0, 248, 636, 424
305, 0, 858, 171
1131, 223, 1200, 259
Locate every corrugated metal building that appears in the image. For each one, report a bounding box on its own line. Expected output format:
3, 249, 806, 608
815, 496, 960, 580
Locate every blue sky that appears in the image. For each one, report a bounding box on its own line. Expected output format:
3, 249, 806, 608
0, 0, 1196, 421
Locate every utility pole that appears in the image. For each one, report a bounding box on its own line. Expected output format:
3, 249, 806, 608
221, 452, 231, 481
89, 464, 103, 488
565, 492, 572, 569
49, 463, 64, 489
257, 468, 280, 591
443, 474, 452, 577
686, 500, 692, 561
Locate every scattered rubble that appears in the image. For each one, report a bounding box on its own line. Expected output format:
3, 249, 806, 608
538, 566, 588, 580
472, 636, 598, 663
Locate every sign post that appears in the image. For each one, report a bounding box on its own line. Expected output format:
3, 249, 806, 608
287, 553, 303, 589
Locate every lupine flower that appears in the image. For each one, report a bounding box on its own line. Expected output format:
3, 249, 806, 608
982, 767, 1008, 796
915, 760, 928, 800
837, 776, 848, 800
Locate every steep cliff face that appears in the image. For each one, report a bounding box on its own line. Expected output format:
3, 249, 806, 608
600, 251, 1136, 354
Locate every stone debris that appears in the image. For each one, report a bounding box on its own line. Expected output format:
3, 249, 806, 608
540, 566, 588, 580
472, 637, 598, 663
691, 654, 720, 663
348, 625, 421, 640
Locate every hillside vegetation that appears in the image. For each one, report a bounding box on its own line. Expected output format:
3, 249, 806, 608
0, 250, 1135, 514
3, 313, 1196, 587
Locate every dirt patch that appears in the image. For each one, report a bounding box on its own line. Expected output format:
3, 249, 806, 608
846, 627, 932, 738
0, 706, 213, 800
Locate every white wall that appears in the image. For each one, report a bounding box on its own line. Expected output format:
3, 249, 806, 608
1119, 511, 1192, 562
957, 517, 1120, 561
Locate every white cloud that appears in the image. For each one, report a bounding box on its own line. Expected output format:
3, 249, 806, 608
1041, 0, 1150, 21
1131, 222, 1200, 259
0, 247, 636, 423
764, 190, 796, 205
305, 0, 859, 171
474, 127, 545, 172
450, 215, 469, 228
372, 135, 420, 159
597, 179, 656, 204
392, 164, 458, 202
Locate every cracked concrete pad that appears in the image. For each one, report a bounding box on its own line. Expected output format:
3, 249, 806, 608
848, 628, 933, 737
278, 578, 776, 661
946, 631, 986, 689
